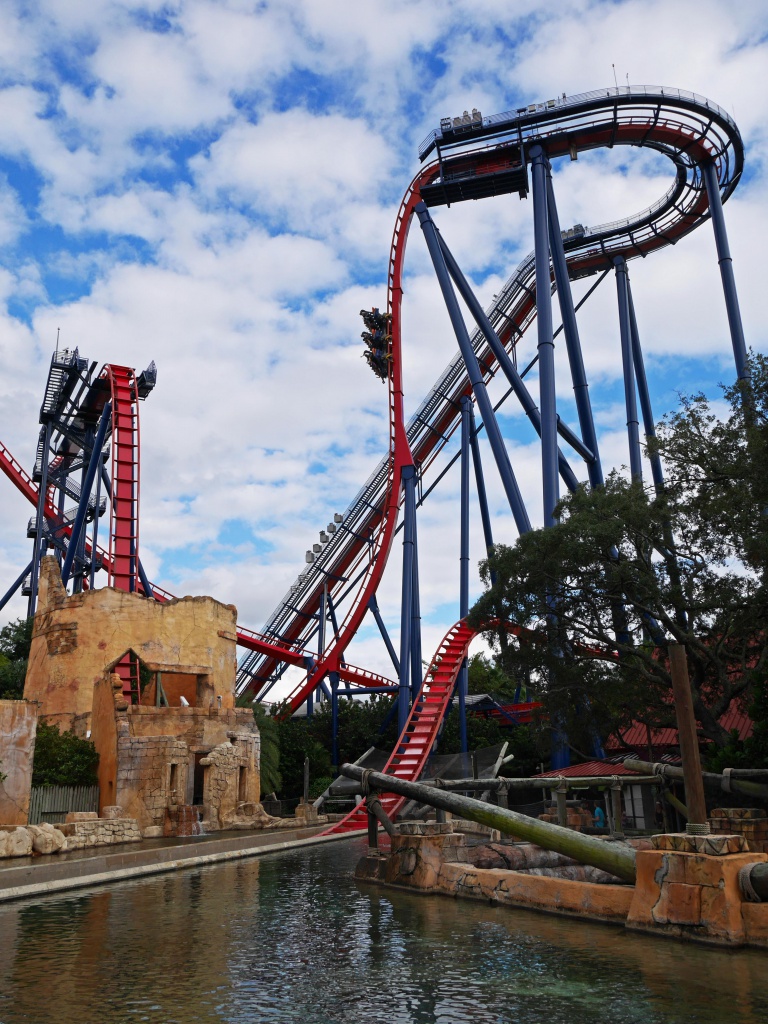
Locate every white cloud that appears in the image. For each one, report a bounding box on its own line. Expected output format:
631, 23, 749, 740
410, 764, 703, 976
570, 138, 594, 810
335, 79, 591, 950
0, 0, 766, 697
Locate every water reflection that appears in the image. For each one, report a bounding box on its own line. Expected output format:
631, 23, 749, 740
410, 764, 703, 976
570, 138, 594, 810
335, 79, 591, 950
0, 839, 764, 1024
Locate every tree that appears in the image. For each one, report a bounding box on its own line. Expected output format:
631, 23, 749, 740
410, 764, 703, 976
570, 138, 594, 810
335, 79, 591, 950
469, 357, 768, 752
32, 722, 99, 787
0, 617, 33, 661
251, 703, 282, 797
0, 617, 33, 700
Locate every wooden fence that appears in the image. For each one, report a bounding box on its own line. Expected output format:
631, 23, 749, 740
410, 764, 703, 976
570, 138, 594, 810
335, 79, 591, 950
28, 785, 99, 825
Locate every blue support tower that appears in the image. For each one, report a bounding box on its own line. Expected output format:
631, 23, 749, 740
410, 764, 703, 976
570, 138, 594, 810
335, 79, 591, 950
27, 423, 52, 616
530, 146, 559, 527
410, 518, 422, 705
61, 402, 112, 587
415, 201, 531, 536
627, 283, 665, 491
702, 160, 748, 381
437, 233, 583, 491
398, 464, 418, 734
545, 164, 604, 489
458, 395, 471, 754
613, 257, 643, 481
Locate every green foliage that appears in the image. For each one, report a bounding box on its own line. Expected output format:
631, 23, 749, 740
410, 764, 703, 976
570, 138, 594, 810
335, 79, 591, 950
0, 617, 33, 662
0, 616, 33, 700
470, 354, 768, 753
705, 676, 768, 771
0, 658, 27, 701
252, 702, 282, 796
32, 722, 99, 787
272, 695, 398, 799
275, 713, 334, 799
309, 775, 334, 800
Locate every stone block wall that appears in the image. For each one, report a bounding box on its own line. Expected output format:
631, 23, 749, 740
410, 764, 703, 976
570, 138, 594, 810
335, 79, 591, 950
200, 733, 262, 830
114, 733, 190, 830
538, 806, 593, 831
626, 832, 768, 947
24, 556, 239, 730
0, 701, 38, 825
710, 807, 768, 850
57, 818, 141, 849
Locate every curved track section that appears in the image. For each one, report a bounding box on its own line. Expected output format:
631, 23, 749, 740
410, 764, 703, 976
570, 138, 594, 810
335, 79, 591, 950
321, 619, 476, 836
239, 85, 743, 710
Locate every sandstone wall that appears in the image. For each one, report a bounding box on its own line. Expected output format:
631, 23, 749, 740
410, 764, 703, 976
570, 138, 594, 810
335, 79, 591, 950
24, 556, 239, 729
92, 673, 261, 832
0, 701, 38, 825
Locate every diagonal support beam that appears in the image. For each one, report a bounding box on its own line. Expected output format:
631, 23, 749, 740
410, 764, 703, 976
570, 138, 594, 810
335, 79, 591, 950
416, 201, 531, 535
437, 233, 584, 490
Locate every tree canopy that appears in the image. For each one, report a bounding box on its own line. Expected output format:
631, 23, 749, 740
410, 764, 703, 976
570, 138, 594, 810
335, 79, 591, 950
0, 617, 33, 701
469, 356, 768, 754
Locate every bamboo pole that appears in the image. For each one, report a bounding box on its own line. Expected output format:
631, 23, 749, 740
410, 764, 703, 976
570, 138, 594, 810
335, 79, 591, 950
341, 764, 637, 883
623, 757, 768, 802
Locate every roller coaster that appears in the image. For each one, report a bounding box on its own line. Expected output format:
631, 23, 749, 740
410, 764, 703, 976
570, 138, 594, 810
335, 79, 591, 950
0, 86, 749, 832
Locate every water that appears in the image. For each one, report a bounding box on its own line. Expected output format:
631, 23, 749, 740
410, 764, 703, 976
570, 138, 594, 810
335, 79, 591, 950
0, 838, 765, 1024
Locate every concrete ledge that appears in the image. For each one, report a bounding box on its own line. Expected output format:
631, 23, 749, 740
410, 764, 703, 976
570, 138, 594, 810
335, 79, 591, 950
0, 827, 356, 903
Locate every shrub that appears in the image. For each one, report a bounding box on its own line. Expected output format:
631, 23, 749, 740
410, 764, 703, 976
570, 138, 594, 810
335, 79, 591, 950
32, 722, 99, 787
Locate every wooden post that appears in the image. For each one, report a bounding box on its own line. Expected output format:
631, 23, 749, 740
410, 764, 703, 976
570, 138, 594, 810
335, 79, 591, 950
611, 782, 624, 837
555, 781, 568, 827
668, 643, 708, 829
303, 756, 310, 805
367, 807, 378, 852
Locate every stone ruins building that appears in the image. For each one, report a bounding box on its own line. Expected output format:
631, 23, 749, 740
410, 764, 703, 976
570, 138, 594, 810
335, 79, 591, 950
22, 557, 266, 836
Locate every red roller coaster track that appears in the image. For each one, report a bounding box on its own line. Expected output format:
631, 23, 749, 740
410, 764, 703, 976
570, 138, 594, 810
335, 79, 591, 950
321, 620, 476, 836
0, 87, 746, 835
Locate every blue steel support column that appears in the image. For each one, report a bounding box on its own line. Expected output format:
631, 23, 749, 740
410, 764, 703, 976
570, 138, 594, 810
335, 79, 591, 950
545, 166, 604, 489
438, 234, 583, 490
398, 465, 417, 734
61, 403, 112, 586
28, 423, 52, 616
55, 472, 66, 569
468, 401, 495, 574
458, 396, 471, 754
0, 561, 33, 615
702, 160, 748, 381
627, 283, 664, 492
330, 671, 340, 771
316, 585, 327, 705
73, 424, 95, 595
137, 559, 154, 600
530, 146, 559, 527
89, 446, 103, 590
416, 201, 531, 536
410, 515, 422, 705
614, 257, 643, 481
367, 595, 400, 675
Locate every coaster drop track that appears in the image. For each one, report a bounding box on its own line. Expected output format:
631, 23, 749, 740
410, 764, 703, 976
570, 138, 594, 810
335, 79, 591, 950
0, 85, 749, 824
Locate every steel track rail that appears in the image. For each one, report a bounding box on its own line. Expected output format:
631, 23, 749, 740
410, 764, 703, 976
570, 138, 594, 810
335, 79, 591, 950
238, 86, 743, 708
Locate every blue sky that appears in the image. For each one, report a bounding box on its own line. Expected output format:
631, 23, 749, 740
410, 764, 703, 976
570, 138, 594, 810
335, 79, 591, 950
1, 0, 767, 682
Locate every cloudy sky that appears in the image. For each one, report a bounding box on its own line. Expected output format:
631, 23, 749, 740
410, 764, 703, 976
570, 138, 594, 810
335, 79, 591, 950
0, 0, 766, 686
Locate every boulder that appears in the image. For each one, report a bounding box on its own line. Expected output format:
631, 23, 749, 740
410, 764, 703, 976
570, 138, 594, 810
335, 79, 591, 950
101, 806, 123, 819
65, 811, 98, 823
4, 827, 33, 857
28, 823, 67, 855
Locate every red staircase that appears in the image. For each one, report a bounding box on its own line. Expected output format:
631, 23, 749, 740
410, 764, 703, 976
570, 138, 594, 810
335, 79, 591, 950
321, 619, 476, 836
